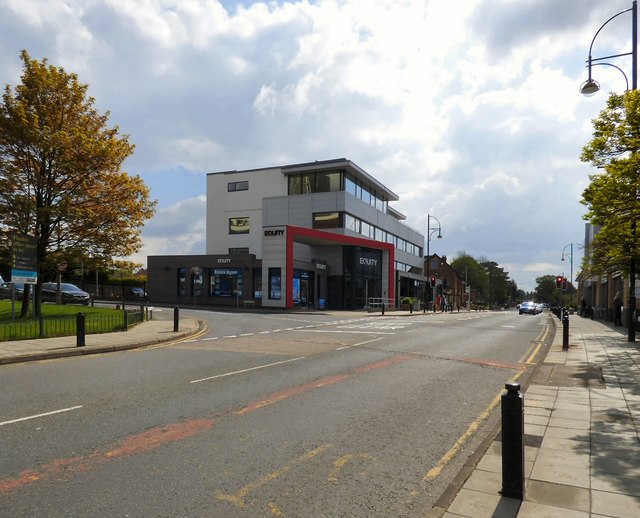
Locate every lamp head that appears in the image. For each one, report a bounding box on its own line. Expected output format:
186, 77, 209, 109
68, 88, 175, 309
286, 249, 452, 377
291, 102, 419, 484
580, 78, 600, 96
437, 230, 442, 239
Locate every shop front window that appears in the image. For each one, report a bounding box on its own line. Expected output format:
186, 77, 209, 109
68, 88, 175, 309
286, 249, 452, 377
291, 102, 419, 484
177, 268, 187, 296
269, 268, 281, 300
210, 268, 242, 297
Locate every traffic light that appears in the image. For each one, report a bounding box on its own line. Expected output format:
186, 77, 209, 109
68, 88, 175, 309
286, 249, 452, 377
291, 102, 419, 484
430, 275, 436, 287
556, 276, 563, 288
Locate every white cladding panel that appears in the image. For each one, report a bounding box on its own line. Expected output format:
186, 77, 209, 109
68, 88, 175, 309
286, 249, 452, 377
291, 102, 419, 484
261, 226, 287, 308
206, 168, 287, 256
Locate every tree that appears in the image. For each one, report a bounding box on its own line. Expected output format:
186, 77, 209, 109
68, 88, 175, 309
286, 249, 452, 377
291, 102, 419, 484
580, 90, 640, 340
0, 50, 156, 316
481, 261, 511, 306
450, 252, 487, 300
534, 275, 559, 304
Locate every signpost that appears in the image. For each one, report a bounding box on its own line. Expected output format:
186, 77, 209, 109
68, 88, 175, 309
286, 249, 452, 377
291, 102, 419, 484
9, 233, 37, 320
11, 233, 38, 284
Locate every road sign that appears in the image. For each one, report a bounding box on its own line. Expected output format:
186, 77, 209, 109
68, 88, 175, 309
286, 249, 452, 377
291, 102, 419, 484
11, 233, 37, 284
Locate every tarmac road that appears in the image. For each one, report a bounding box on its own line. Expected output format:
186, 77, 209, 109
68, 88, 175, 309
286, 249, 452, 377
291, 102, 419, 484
0, 309, 550, 517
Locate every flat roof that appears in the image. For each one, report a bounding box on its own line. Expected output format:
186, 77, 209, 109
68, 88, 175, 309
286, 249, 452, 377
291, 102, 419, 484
209, 158, 400, 202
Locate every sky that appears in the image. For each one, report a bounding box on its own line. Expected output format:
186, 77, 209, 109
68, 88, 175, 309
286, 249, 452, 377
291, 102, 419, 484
0, 0, 633, 292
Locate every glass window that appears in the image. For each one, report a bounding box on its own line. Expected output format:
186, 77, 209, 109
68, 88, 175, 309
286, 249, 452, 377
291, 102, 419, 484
345, 213, 359, 233
269, 268, 281, 300
375, 227, 386, 242
360, 221, 371, 238
361, 185, 371, 205
288, 175, 301, 195
313, 212, 343, 229
229, 217, 249, 234
177, 268, 187, 296
386, 233, 396, 246
345, 175, 357, 197
210, 269, 242, 297
228, 181, 248, 192
191, 267, 203, 297
302, 173, 313, 194
315, 171, 341, 192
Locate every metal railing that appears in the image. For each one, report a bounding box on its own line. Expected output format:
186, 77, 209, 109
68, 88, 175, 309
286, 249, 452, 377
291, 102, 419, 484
0, 308, 148, 342
367, 298, 396, 312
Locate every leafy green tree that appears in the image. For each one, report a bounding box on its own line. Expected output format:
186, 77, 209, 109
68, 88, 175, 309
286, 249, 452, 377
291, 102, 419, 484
450, 252, 487, 299
482, 261, 511, 306
581, 90, 640, 338
535, 275, 558, 304
0, 50, 156, 316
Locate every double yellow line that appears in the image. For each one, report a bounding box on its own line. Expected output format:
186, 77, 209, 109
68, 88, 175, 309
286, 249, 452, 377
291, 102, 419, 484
424, 321, 550, 482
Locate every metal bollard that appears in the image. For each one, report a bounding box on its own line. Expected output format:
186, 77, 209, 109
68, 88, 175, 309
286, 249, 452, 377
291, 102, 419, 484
39, 314, 44, 338
501, 382, 524, 500
173, 306, 179, 332
382, 303, 385, 316
76, 312, 86, 347
410, 304, 413, 314
562, 307, 569, 351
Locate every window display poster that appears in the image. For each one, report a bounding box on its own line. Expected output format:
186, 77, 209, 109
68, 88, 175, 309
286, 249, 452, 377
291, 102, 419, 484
269, 268, 281, 300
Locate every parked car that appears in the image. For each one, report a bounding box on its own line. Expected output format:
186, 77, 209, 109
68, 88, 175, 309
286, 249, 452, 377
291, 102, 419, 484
519, 301, 539, 315
125, 287, 147, 301
0, 282, 26, 299
41, 282, 90, 305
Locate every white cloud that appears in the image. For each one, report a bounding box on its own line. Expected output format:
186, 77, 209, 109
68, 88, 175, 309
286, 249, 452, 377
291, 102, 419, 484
1, 0, 621, 292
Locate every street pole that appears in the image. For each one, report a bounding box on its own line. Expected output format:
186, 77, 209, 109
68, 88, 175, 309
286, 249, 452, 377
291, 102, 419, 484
580, 1, 637, 341
425, 214, 442, 312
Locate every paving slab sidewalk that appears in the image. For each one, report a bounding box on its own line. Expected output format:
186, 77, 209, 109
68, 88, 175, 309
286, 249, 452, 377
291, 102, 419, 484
0, 317, 204, 364
430, 314, 640, 518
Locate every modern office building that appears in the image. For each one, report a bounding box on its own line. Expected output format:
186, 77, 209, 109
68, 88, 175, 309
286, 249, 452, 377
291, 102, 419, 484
148, 158, 427, 309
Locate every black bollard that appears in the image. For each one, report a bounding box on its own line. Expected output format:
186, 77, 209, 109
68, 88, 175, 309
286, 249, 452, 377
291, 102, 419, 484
382, 303, 385, 316
76, 312, 86, 347
501, 382, 524, 500
173, 306, 179, 332
562, 308, 569, 351
410, 304, 413, 314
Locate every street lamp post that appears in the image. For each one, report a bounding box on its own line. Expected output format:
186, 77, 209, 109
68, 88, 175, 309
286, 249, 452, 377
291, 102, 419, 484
425, 214, 442, 311
561, 243, 574, 307
580, 1, 638, 342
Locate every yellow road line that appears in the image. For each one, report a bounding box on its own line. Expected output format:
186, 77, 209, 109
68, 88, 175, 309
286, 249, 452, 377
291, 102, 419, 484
423, 370, 524, 482
525, 322, 550, 364
216, 444, 333, 508
142, 322, 210, 351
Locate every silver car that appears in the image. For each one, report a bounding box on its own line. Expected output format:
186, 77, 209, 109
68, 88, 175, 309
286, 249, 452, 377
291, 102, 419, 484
519, 301, 538, 315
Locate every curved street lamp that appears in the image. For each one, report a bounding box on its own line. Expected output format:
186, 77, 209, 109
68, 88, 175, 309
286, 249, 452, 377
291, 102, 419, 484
561, 243, 574, 306
425, 214, 442, 310
580, 1, 637, 342
580, 2, 637, 95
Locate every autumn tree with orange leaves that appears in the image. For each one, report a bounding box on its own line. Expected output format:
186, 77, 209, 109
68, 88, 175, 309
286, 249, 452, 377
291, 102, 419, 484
0, 50, 156, 316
